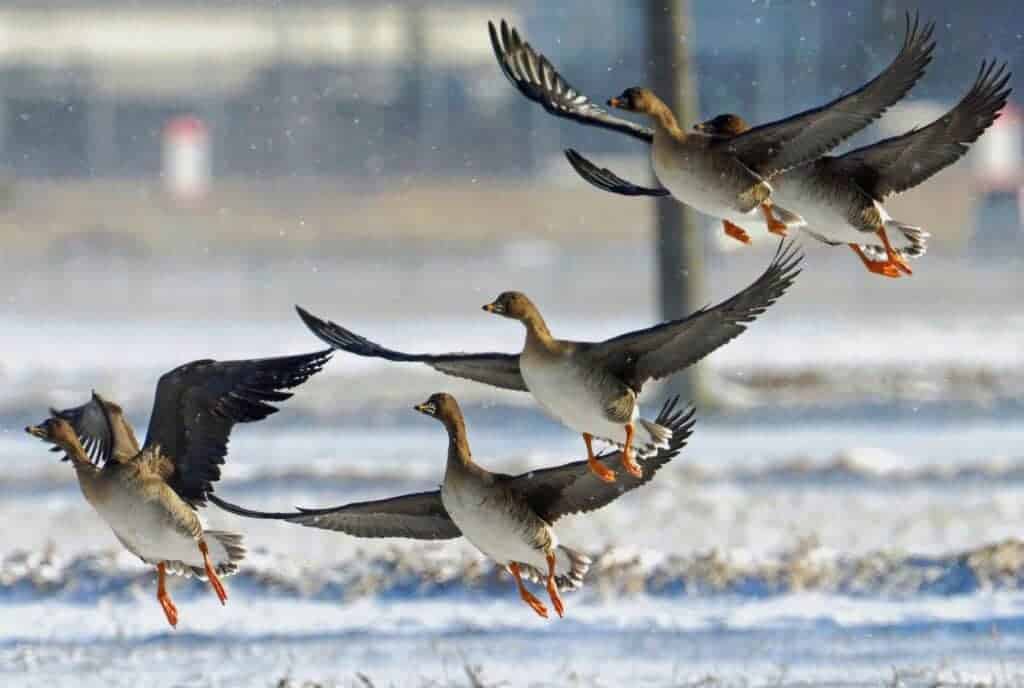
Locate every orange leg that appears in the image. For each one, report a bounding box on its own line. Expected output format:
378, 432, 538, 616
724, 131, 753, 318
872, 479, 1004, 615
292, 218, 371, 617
545, 553, 565, 619
621, 424, 643, 478
760, 202, 788, 236
583, 433, 616, 483
199, 540, 228, 605
509, 562, 548, 619
849, 244, 901, 278
722, 220, 751, 245
156, 562, 179, 628
875, 227, 912, 275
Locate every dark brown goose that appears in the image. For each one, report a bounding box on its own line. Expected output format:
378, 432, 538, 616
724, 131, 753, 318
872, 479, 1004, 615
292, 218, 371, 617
295, 242, 800, 482
25, 350, 331, 628
489, 14, 935, 271
211, 393, 695, 619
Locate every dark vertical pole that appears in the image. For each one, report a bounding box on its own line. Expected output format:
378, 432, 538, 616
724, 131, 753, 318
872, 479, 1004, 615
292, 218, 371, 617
648, 0, 708, 405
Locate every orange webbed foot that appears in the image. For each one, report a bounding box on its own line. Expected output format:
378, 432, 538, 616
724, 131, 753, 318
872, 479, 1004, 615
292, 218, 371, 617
849, 244, 903, 279
583, 433, 616, 483
199, 540, 229, 605
545, 554, 565, 619
874, 228, 913, 276
510, 563, 549, 619
722, 220, 752, 245
760, 203, 788, 236
621, 424, 643, 479
156, 563, 179, 628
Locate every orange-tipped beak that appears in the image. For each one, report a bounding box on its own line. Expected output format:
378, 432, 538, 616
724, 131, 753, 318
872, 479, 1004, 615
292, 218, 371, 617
607, 97, 623, 108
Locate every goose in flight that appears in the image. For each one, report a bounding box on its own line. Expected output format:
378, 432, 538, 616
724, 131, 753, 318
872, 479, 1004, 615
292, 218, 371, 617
296, 242, 800, 482
26, 349, 332, 628
211, 393, 695, 618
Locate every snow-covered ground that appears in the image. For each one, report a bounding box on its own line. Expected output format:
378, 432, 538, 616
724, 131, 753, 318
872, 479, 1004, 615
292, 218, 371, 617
3, 243, 1023, 685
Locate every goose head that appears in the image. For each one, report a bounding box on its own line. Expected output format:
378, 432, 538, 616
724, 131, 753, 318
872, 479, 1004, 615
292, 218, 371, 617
26, 414, 82, 462
607, 87, 664, 114
693, 113, 750, 137
482, 291, 538, 322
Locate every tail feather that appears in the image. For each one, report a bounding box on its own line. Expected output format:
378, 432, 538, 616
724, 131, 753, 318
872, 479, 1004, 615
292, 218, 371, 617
164, 530, 246, 579
518, 546, 592, 592
860, 220, 929, 262
770, 203, 807, 228
635, 418, 674, 455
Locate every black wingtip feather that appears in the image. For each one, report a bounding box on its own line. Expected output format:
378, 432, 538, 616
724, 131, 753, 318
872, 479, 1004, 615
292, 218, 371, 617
209, 493, 300, 520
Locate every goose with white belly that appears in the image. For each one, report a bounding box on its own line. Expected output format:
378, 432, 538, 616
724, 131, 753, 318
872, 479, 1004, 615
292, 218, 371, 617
296, 242, 801, 483
25, 349, 331, 628
211, 393, 696, 618
489, 13, 935, 271
692, 61, 1012, 276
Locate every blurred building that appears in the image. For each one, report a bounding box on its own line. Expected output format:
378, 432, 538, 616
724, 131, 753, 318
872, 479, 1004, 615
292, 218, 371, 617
0, 0, 1017, 193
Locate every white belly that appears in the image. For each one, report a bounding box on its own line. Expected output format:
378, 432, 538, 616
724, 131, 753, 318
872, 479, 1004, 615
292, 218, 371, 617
88, 483, 202, 567
773, 173, 882, 246
520, 351, 636, 445
441, 481, 550, 570
651, 136, 765, 224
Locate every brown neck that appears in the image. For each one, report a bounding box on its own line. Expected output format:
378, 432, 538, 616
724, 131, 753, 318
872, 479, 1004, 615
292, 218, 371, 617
647, 97, 686, 141
521, 308, 554, 351
443, 414, 473, 469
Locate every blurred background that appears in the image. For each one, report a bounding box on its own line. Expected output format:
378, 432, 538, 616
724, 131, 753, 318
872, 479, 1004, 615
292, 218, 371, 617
2, 1, 1024, 685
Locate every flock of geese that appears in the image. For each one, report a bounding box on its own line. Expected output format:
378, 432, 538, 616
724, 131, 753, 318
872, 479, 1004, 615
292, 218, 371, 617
25, 13, 1011, 627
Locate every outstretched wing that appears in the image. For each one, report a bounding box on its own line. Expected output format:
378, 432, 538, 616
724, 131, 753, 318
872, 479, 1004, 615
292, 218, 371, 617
827, 60, 1012, 199
296, 306, 527, 392
565, 149, 670, 197
209, 491, 461, 540
721, 12, 935, 177
143, 350, 332, 507
584, 242, 802, 390
500, 397, 695, 523
489, 19, 654, 143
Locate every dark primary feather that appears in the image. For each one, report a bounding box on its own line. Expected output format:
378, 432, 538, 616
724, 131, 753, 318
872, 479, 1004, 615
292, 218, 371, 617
209, 491, 461, 540
721, 11, 935, 177
586, 242, 802, 391
50, 393, 118, 465
828, 60, 1012, 200
143, 349, 332, 507
565, 148, 670, 197
488, 19, 654, 143
501, 397, 695, 523
210, 398, 694, 540
296, 305, 528, 392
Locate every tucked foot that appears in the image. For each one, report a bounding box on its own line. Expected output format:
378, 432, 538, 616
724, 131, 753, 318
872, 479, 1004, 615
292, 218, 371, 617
199, 540, 229, 605
156, 563, 179, 628
583, 433, 616, 483
761, 203, 788, 237
722, 220, 751, 245
510, 563, 549, 619
849, 244, 902, 278
545, 553, 565, 619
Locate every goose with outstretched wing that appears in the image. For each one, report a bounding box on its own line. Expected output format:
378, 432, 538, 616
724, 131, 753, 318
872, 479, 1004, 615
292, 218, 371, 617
212, 393, 695, 619
297, 242, 800, 482
490, 14, 936, 276
26, 349, 331, 628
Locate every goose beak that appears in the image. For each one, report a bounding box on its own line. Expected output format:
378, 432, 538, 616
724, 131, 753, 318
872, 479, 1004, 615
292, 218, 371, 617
693, 122, 707, 132
25, 424, 47, 439
607, 97, 624, 109
482, 302, 503, 314
415, 402, 437, 416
